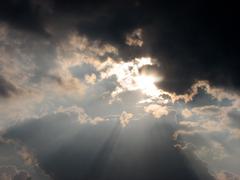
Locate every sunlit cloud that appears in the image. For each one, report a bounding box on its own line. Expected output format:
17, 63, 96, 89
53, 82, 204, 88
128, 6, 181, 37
56, 106, 107, 125
144, 104, 168, 118
17, 146, 37, 166
0, 166, 31, 180
85, 73, 97, 85
125, 28, 143, 47
100, 57, 165, 102
182, 108, 192, 118
215, 171, 240, 180
119, 111, 134, 127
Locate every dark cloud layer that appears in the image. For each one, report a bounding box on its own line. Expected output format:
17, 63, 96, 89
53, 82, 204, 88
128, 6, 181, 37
4, 114, 214, 180
0, 0, 49, 36
1, 0, 239, 94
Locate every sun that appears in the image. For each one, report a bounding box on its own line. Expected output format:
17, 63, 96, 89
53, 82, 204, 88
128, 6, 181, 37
135, 75, 160, 96
106, 57, 163, 98
136, 75, 157, 90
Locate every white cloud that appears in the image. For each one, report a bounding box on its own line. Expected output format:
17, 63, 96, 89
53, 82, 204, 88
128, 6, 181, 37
119, 111, 133, 127
56, 106, 106, 125
91, 117, 106, 125
85, 73, 97, 85
144, 104, 168, 118
182, 108, 192, 118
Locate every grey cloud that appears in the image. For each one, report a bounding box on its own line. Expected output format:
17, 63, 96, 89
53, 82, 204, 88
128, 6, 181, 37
0, 24, 56, 84
0, 0, 51, 36
0, 75, 19, 98
186, 88, 233, 108
228, 109, 240, 129
0, 166, 31, 180
70, 63, 99, 81
4, 113, 214, 180
0, 137, 51, 180
215, 171, 240, 180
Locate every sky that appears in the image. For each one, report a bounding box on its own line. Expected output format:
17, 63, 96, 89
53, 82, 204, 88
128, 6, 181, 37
0, 0, 240, 180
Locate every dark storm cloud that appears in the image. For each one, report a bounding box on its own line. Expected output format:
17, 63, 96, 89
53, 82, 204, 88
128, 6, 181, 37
0, 0, 50, 36
146, 1, 240, 94
50, 0, 240, 94
1, 0, 239, 94
4, 113, 214, 180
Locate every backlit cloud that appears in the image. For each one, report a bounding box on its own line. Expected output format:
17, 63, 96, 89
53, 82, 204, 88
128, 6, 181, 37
0, 1, 239, 179
125, 28, 143, 47
144, 104, 168, 118
119, 111, 134, 127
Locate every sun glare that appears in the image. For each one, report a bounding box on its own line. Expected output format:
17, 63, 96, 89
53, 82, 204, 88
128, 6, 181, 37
106, 57, 163, 98
135, 75, 160, 96
136, 75, 156, 90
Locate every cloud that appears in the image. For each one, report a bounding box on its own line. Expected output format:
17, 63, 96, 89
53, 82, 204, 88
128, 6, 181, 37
144, 104, 168, 118
41, 0, 240, 93
125, 28, 143, 47
56, 106, 106, 125
0, 166, 31, 180
182, 108, 192, 118
215, 171, 240, 180
85, 73, 97, 85
119, 111, 133, 127
17, 146, 37, 166
0, 23, 8, 41
1, 0, 239, 94
3, 116, 215, 180
0, 86, 45, 130
0, 75, 20, 98
45, 73, 87, 97
0, 29, 121, 127
0, 1, 240, 179
91, 117, 105, 125
194, 141, 228, 161
56, 32, 117, 70
228, 109, 240, 129
0, 0, 47, 34
0, 136, 52, 180
101, 57, 166, 102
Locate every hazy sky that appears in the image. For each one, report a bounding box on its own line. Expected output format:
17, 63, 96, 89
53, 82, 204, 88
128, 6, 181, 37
0, 1, 240, 180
